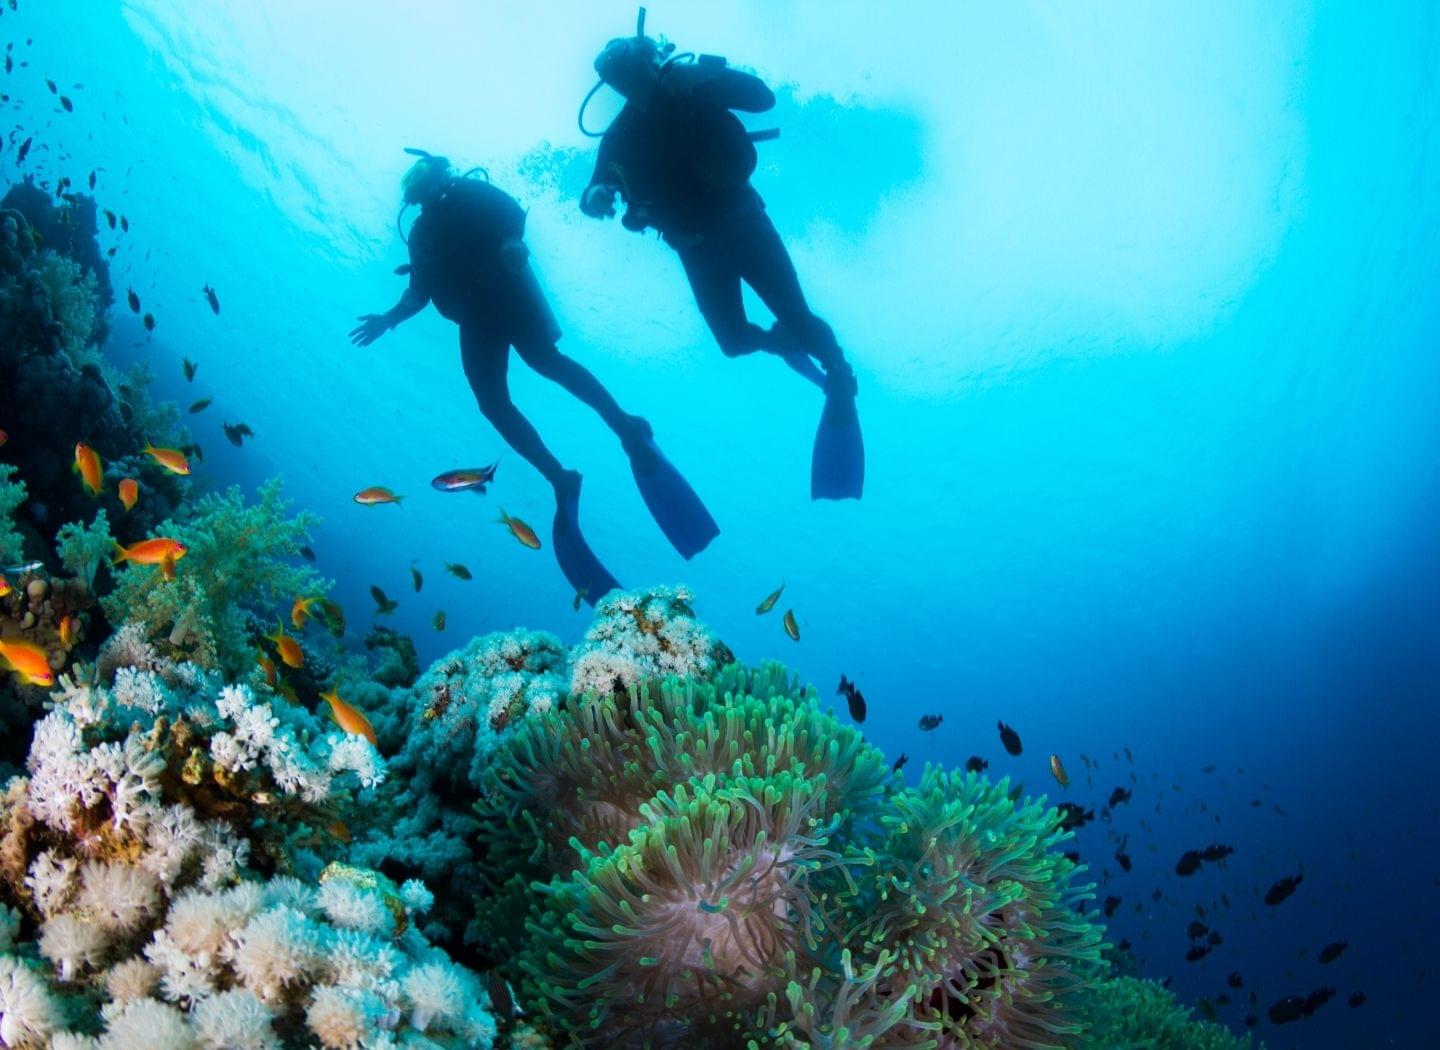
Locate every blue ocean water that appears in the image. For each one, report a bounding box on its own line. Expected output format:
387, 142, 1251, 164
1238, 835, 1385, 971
4, 1, 1438, 1045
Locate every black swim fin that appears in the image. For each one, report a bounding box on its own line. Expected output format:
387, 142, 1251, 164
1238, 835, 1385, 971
552, 473, 620, 606
627, 435, 719, 560
811, 374, 864, 500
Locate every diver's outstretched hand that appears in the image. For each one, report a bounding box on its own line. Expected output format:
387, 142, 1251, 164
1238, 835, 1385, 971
349, 314, 390, 347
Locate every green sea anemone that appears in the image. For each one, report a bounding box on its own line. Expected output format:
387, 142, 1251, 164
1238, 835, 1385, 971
838, 766, 1106, 1047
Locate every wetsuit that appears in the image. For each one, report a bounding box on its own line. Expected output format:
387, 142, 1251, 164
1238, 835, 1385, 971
587, 60, 844, 372
405, 177, 634, 487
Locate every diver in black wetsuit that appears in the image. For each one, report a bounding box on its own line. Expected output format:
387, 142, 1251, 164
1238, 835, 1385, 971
352, 152, 718, 600
580, 26, 864, 499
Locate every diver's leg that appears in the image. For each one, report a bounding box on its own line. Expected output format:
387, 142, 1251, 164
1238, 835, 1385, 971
513, 339, 643, 442
677, 241, 770, 358
738, 214, 848, 380
460, 327, 568, 488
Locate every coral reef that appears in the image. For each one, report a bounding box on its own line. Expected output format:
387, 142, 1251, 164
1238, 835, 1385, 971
1073, 975, 1258, 1049
0, 627, 495, 1049
0, 464, 26, 567
100, 480, 327, 678
568, 584, 720, 695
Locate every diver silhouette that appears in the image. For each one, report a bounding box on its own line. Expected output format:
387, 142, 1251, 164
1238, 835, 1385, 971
579, 13, 864, 500
351, 151, 717, 604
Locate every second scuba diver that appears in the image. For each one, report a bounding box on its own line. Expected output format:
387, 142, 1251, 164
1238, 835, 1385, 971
579, 14, 865, 500
351, 151, 717, 603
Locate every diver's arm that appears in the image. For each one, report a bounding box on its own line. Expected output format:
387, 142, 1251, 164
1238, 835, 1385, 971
581, 128, 624, 218
349, 287, 427, 347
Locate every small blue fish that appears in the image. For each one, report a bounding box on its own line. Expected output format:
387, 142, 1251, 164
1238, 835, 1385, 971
431, 461, 499, 494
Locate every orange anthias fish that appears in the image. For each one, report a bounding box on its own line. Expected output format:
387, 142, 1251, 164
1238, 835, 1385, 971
497, 508, 541, 550
265, 623, 304, 669
256, 650, 278, 689
321, 687, 377, 745
290, 596, 319, 629
143, 443, 191, 476
782, 609, 800, 642
0, 639, 56, 687
0, 574, 11, 598
118, 477, 139, 512
113, 538, 188, 566
74, 442, 103, 496
160, 551, 177, 583
354, 486, 404, 507
58, 615, 78, 647
1049, 754, 1070, 789
756, 582, 785, 615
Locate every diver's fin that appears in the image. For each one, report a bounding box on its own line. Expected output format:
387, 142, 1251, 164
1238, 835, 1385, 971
627, 435, 719, 560
811, 381, 865, 501
552, 473, 620, 606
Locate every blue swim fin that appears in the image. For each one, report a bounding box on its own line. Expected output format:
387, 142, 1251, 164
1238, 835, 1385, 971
811, 379, 865, 501
552, 473, 620, 606
627, 435, 719, 560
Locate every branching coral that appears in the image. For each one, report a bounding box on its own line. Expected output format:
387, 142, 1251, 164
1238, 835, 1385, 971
1073, 975, 1257, 1049
100, 479, 327, 677
57, 510, 113, 591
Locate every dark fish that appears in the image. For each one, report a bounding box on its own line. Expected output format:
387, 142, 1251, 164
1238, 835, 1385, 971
1201, 763, 1217, 773
997, 720, 1022, 755
1265, 873, 1303, 907
1227, 972, 1244, 989
1124, 746, 1133, 762
1196, 999, 1218, 1021
14, 137, 28, 165
918, 713, 943, 732
1175, 850, 1202, 877
300, 546, 316, 562
1115, 850, 1132, 872
1185, 944, 1212, 962
782, 608, 800, 641
1208, 930, 1223, 946
1063, 850, 1081, 865
1117, 938, 1131, 952
1243, 1013, 1257, 1028
183, 358, 198, 381
59, 96, 72, 112
433, 610, 446, 631
393, 263, 412, 275
485, 972, 514, 1019
105, 208, 117, 229
203, 284, 220, 314
1103, 895, 1120, 918
410, 566, 423, 592
431, 463, 499, 494
891, 753, 908, 774
964, 755, 988, 773
1318, 941, 1347, 964
142, 313, 155, 331
127, 287, 140, 313
45, 78, 56, 93
1151, 888, 1163, 902
1200, 843, 1234, 863
837, 674, 866, 723
120, 215, 129, 232
223, 422, 253, 447
188, 397, 212, 414
1054, 802, 1093, 832
445, 562, 472, 580
88, 170, 96, 190
1108, 786, 1132, 807
1347, 991, 1365, 1008
312, 598, 346, 638
370, 585, 398, 615
1187, 920, 1208, 940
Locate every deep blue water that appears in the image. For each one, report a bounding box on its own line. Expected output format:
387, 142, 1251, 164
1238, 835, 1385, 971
5, 2, 1439, 1045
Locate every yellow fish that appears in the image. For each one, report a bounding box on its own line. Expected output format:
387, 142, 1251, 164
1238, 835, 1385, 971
160, 551, 177, 583
782, 609, 800, 642
256, 650, 278, 689
0, 574, 11, 598
321, 687, 378, 745
354, 486, 404, 507
1049, 754, 1070, 789
58, 615, 78, 648
0, 639, 55, 687
497, 508, 541, 550
264, 622, 304, 669
756, 582, 785, 615
143, 443, 191, 476
74, 442, 103, 496
118, 477, 139, 511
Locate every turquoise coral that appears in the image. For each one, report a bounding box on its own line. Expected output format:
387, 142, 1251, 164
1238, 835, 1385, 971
0, 464, 26, 567
1074, 975, 1259, 1049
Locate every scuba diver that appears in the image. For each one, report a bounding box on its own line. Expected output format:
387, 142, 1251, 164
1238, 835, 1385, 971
351, 150, 717, 603
578, 10, 864, 500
